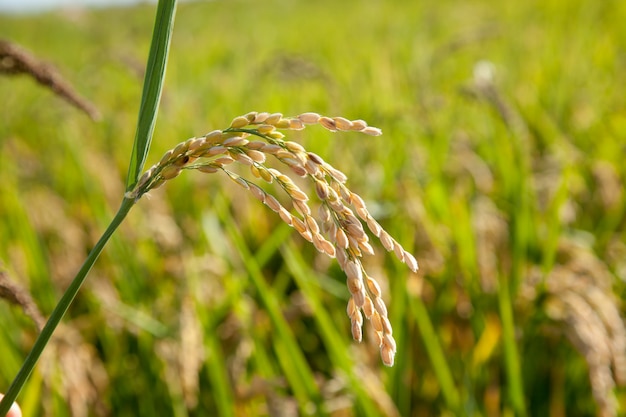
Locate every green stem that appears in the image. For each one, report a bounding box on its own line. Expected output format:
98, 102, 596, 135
410, 296, 462, 415
498, 275, 527, 416
0, 198, 135, 416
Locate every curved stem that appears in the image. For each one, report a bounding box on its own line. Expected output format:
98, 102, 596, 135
0, 198, 135, 416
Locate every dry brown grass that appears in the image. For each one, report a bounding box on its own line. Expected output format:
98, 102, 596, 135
0, 39, 100, 120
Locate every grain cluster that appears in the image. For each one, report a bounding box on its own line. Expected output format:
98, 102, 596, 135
127, 112, 418, 366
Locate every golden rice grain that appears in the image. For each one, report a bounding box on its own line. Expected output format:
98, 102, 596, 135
197, 165, 219, 174
222, 136, 249, 147
265, 112, 283, 125
333, 116, 353, 131
297, 112, 321, 124
253, 112, 270, 123
230, 116, 249, 128
319, 116, 337, 131
351, 119, 368, 130
160, 165, 182, 180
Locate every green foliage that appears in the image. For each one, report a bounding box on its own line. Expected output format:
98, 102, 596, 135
1, 0, 626, 416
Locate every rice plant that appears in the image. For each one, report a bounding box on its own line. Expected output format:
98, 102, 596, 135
2, 0, 626, 415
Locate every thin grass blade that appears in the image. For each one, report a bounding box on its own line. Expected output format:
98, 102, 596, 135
125, 0, 177, 191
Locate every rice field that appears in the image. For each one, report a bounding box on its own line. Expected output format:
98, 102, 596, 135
1, 0, 626, 415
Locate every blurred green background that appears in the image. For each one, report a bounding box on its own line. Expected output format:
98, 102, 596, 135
1, 0, 626, 415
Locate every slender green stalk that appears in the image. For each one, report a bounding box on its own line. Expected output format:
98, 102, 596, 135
409, 296, 462, 415
498, 275, 527, 416
0, 1, 176, 414
125, 0, 177, 191
0, 198, 134, 415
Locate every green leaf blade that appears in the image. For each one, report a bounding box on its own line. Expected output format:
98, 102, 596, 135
125, 0, 177, 191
